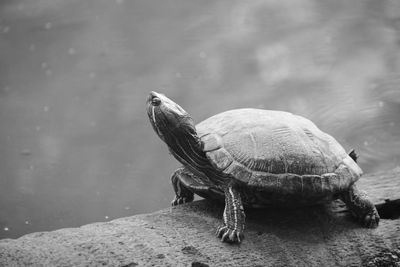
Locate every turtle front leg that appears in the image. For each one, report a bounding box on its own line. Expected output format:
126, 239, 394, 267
216, 184, 246, 243
340, 184, 380, 228
171, 168, 194, 206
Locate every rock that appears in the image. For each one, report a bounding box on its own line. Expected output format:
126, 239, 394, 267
0, 169, 400, 266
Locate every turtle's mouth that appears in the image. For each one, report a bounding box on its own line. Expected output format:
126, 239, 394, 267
151, 105, 164, 138
147, 93, 163, 137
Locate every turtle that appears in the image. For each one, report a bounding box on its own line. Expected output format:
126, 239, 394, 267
146, 91, 380, 243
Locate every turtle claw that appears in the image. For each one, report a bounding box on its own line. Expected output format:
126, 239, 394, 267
216, 225, 243, 244
362, 209, 380, 228
341, 185, 380, 229
171, 195, 194, 206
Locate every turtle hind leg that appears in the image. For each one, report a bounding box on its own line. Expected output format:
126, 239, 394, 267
340, 184, 380, 228
171, 168, 195, 206
216, 184, 245, 243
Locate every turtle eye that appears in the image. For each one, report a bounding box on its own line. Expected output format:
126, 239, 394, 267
151, 97, 161, 106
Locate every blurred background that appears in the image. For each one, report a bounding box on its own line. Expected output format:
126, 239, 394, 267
1, 0, 400, 239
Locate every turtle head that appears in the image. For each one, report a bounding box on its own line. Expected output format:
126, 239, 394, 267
147, 91, 197, 143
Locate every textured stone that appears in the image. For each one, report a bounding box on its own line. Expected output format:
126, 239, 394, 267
0, 169, 399, 267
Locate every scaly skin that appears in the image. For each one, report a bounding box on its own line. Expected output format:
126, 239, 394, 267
340, 184, 380, 228
171, 168, 195, 206
216, 185, 245, 243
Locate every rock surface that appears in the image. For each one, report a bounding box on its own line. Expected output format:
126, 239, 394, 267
1, 169, 400, 267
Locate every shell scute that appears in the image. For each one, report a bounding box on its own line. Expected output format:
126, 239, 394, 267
206, 148, 233, 171
321, 173, 341, 192
329, 160, 360, 192
222, 162, 252, 183
248, 173, 278, 190
201, 133, 222, 152
342, 156, 363, 177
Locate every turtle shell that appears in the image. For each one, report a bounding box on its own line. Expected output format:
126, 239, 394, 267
197, 109, 362, 196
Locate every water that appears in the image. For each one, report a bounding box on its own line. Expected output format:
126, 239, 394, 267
1, 0, 400, 239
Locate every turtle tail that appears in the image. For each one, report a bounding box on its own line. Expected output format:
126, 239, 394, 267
348, 149, 358, 163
